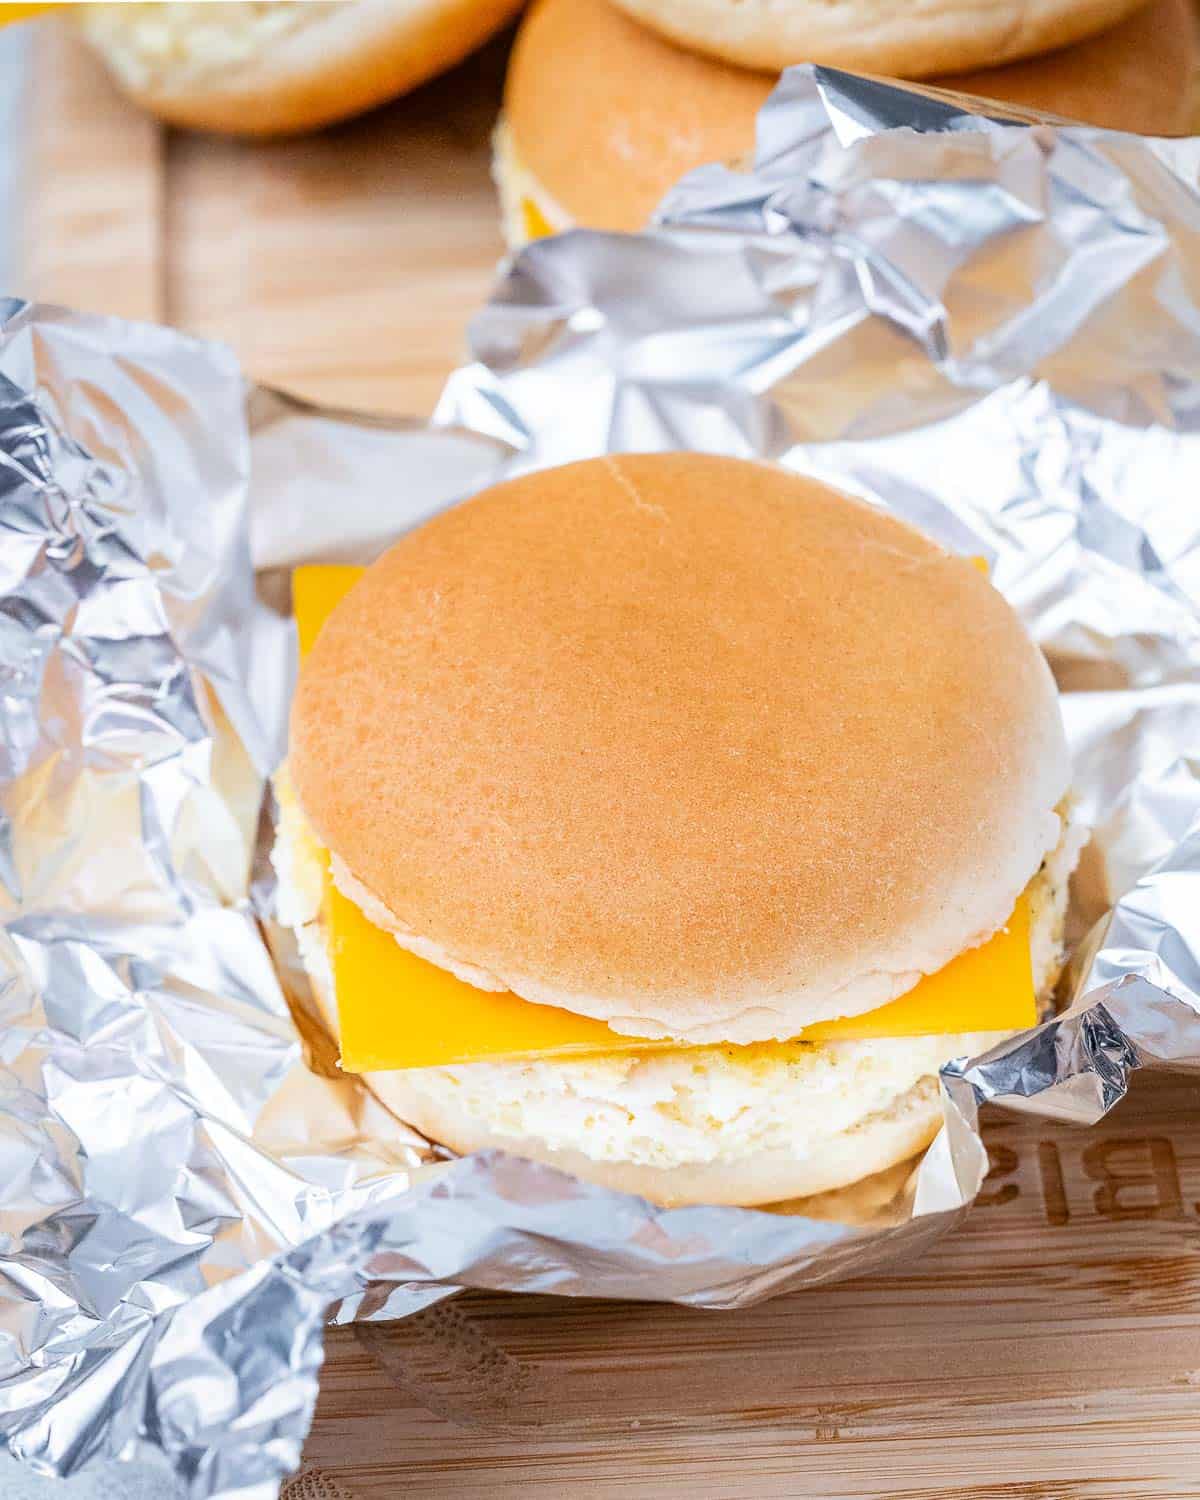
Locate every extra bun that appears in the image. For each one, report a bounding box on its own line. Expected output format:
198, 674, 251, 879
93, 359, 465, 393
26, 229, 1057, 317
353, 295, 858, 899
604, 0, 1150, 78
503, 0, 771, 234
74, 0, 523, 137
499, 0, 1195, 243
942, 0, 1198, 134
291, 454, 1069, 1045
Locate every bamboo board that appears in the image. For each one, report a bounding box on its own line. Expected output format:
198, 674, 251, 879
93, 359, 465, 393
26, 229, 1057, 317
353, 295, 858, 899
304, 1074, 1200, 1498
20, 25, 1200, 1500
22, 24, 506, 414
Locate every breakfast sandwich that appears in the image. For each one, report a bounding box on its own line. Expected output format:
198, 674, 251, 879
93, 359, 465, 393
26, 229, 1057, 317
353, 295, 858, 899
274, 453, 1083, 1208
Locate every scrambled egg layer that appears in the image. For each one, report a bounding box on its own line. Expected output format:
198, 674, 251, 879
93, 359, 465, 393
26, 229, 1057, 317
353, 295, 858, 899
76, 3, 339, 89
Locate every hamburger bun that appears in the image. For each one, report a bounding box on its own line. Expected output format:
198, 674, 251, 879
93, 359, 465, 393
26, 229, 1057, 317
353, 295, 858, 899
499, 0, 772, 237
942, 0, 1198, 131
605, 0, 1151, 78
289, 454, 1069, 1047
276, 452, 1082, 1209
498, 0, 1197, 243
74, 0, 525, 137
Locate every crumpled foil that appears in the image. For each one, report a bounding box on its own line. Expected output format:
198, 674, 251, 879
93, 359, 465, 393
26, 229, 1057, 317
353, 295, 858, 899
3, 64, 1200, 1500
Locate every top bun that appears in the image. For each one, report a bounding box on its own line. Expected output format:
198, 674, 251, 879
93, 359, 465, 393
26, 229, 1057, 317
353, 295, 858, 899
502, 0, 1195, 237
605, 0, 1150, 77
291, 454, 1068, 1044
75, 0, 523, 137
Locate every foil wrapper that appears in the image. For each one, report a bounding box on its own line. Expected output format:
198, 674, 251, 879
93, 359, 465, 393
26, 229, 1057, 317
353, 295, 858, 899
4, 66, 1200, 1500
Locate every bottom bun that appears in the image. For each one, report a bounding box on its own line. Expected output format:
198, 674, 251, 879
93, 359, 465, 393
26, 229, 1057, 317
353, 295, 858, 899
363, 1068, 945, 1207
763, 1152, 924, 1226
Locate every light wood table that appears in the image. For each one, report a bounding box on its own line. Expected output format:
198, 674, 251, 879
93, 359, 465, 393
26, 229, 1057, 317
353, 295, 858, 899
22, 26, 1200, 1499
23, 23, 506, 414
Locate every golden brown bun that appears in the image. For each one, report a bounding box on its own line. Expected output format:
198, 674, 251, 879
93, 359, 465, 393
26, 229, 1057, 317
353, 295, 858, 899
74, 0, 524, 138
291, 454, 1068, 1045
505, 0, 772, 232
943, 0, 1198, 133
502, 0, 1195, 238
606, 0, 1150, 78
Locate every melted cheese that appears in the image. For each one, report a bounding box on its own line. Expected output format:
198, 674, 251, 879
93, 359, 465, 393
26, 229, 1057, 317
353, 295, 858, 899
291, 564, 1037, 1072
521, 196, 555, 242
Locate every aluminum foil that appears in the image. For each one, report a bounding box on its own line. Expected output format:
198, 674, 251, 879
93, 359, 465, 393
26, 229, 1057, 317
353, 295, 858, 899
4, 64, 1200, 1500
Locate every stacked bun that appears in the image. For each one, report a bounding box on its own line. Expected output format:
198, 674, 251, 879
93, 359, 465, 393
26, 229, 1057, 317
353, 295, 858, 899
496, 0, 1198, 243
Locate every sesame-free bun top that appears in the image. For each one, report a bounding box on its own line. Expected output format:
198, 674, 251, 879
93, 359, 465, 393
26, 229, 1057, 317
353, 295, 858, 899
290, 454, 1069, 1045
606, 0, 1149, 78
502, 0, 1195, 237
504, 0, 773, 233
75, 0, 524, 138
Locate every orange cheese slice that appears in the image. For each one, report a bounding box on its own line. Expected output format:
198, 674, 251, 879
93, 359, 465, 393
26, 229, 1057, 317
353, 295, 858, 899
292, 564, 1037, 1072
295, 564, 364, 657
0, 5, 58, 23
521, 196, 556, 242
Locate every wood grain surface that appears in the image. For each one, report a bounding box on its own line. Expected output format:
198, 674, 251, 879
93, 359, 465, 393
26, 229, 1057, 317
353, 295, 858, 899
22, 24, 506, 414
22, 23, 1200, 1498
299, 1075, 1200, 1498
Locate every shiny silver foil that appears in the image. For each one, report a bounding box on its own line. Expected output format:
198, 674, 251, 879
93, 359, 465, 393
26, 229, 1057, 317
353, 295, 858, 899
4, 65, 1200, 1500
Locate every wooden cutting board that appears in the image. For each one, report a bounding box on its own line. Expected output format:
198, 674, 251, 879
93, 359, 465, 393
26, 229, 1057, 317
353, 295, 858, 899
20, 25, 1200, 1499
310, 1073, 1200, 1499
21, 24, 506, 414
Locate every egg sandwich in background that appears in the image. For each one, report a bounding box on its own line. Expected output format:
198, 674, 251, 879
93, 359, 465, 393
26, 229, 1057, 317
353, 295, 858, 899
73, 0, 525, 137
273, 453, 1083, 1209
496, 0, 1198, 245
605, 0, 1155, 77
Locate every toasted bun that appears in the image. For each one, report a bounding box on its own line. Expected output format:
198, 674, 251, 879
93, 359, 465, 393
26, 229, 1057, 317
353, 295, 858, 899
368, 1069, 946, 1207
943, 0, 1198, 133
605, 0, 1151, 77
291, 454, 1069, 1044
504, 0, 772, 233
500, 0, 1195, 242
273, 765, 1078, 1209
74, 0, 524, 137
